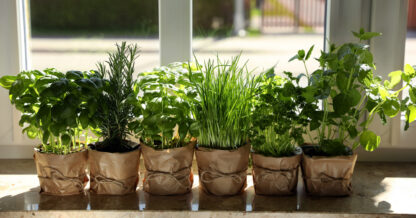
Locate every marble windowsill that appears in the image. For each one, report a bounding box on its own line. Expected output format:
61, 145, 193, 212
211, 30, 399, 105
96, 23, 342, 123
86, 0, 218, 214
0, 160, 415, 218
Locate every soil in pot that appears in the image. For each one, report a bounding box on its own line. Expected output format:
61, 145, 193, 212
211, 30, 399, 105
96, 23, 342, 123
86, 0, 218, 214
88, 141, 140, 195
252, 146, 302, 195
141, 141, 196, 195
301, 145, 357, 196
34, 147, 88, 196
195, 144, 250, 196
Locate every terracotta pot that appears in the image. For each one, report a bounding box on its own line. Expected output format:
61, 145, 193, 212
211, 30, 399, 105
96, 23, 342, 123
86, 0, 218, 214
251, 151, 301, 195
195, 144, 249, 196
301, 146, 357, 196
34, 148, 88, 196
141, 141, 196, 195
88, 146, 140, 195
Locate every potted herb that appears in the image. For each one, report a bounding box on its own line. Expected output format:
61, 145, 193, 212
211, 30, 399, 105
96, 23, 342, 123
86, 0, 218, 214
88, 42, 141, 195
133, 62, 199, 195
189, 55, 260, 196
250, 69, 312, 195
0, 68, 103, 195
295, 29, 416, 196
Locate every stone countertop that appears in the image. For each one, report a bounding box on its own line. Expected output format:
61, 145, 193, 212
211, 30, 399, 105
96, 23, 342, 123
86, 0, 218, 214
0, 160, 415, 218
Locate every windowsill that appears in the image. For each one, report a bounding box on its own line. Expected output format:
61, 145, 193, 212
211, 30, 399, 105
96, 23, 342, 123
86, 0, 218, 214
0, 160, 415, 217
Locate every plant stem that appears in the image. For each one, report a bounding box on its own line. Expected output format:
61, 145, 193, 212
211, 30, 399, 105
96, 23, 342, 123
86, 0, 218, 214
302, 60, 310, 85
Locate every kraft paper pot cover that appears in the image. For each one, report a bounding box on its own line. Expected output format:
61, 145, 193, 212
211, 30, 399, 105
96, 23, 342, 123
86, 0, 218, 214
34, 148, 88, 196
252, 149, 301, 195
301, 145, 357, 196
141, 141, 195, 195
195, 144, 249, 196
89, 145, 140, 195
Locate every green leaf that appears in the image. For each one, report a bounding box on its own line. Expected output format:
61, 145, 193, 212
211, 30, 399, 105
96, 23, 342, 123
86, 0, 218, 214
9, 79, 25, 100
348, 126, 358, 139
336, 73, 348, 91
360, 32, 381, 40
289, 54, 299, 62
297, 50, 305, 59
360, 130, 380, 151
387, 70, 402, 89
410, 88, 416, 103
305, 45, 314, 60
23, 125, 38, 139
40, 79, 68, 98
42, 131, 50, 145
79, 110, 89, 129
309, 119, 320, 131
407, 105, 416, 124
333, 89, 361, 115
382, 100, 400, 118
0, 75, 17, 89
61, 134, 71, 146
404, 64, 415, 76
66, 71, 83, 80
378, 86, 389, 100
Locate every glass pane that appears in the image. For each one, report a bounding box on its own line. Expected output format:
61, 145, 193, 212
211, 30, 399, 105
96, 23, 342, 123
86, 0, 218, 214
29, 0, 159, 72
193, 0, 326, 78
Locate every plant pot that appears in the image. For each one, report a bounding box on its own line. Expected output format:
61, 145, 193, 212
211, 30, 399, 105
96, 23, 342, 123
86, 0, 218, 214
34, 148, 88, 195
251, 149, 301, 195
141, 141, 196, 195
301, 146, 357, 196
195, 144, 249, 196
88, 145, 140, 195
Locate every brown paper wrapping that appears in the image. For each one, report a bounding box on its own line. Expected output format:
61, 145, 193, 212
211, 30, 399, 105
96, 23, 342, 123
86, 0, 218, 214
252, 153, 301, 195
89, 148, 140, 195
301, 153, 358, 196
34, 149, 88, 196
195, 144, 249, 196
141, 141, 195, 195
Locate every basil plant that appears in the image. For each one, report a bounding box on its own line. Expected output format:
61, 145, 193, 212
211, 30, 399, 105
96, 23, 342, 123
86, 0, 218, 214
133, 62, 200, 149
293, 28, 416, 156
0, 69, 105, 154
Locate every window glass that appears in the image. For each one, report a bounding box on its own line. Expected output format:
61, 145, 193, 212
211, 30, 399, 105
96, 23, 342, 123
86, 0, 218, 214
29, 0, 159, 72
193, 0, 326, 77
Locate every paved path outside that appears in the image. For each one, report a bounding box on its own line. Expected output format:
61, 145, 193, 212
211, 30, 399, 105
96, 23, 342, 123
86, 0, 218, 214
30, 33, 416, 77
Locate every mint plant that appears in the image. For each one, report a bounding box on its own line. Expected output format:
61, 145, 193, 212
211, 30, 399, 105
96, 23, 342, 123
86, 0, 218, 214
293, 29, 416, 156
0, 69, 104, 154
133, 62, 200, 149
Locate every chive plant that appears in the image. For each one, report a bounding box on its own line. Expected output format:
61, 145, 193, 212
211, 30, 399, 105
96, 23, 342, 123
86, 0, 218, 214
189, 55, 260, 149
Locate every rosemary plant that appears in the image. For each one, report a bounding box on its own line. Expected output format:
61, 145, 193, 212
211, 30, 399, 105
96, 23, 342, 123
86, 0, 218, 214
93, 42, 140, 152
189, 55, 260, 149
